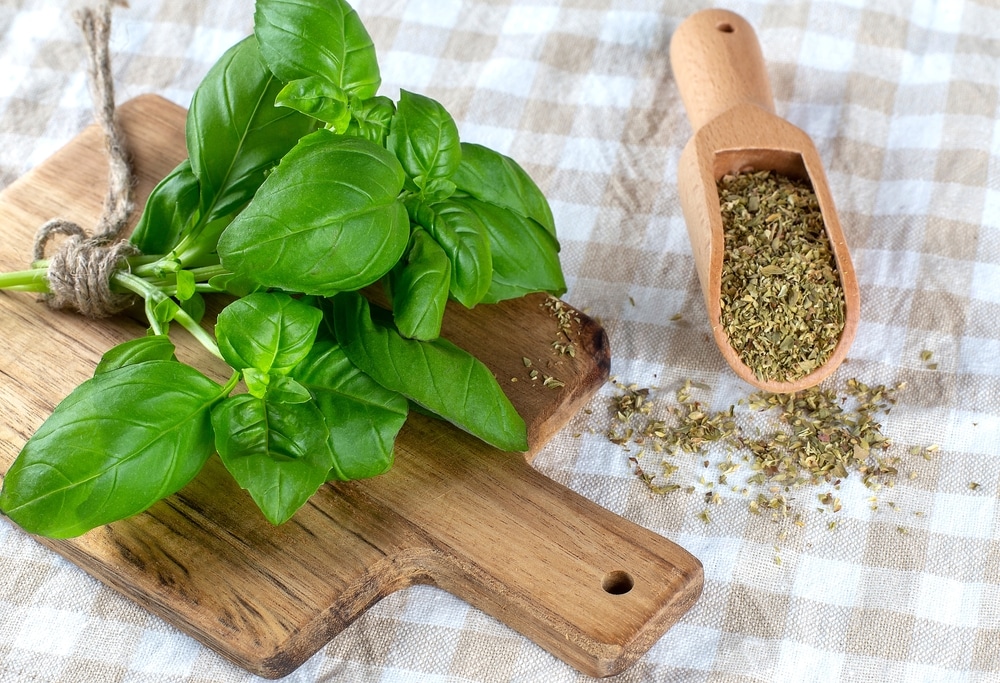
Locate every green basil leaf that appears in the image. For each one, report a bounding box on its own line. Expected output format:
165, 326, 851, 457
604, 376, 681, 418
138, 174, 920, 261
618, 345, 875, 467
211, 394, 333, 525
179, 291, 206, 324
187, 36, 315, 224
291, 340, 407, 480
207, 272, 263, 297
255, 0, 380, 100
452, 142, 557, 237
409, 198, 492, 308
267, 376, 312, 404
275, 75, 352, 130
129, 159, 200, 254
218, 131, 409, 295
152, 297, 180, 325
329, 292, 527, 452
346, 95, 395, 146
387, 90, 461, 188
0, 361, 222, 538
215, 292, 322, 374
389, 227, 451, 341
454, 197, 566, 304
175, 269, 196, 301
94, 336, 176, 375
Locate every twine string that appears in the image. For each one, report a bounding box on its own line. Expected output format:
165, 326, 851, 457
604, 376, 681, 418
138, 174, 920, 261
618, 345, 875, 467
32, 1, 137, 318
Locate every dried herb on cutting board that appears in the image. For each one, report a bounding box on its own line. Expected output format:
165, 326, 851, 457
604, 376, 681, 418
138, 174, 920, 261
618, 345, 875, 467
717, 170, 846, 383
0, 0, 566, 537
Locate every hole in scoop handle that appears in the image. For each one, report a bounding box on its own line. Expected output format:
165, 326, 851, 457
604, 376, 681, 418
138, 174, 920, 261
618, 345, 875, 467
669, 9, 776, 131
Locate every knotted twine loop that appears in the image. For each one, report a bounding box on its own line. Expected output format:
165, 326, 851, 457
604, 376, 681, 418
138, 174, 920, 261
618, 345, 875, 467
32, 1, 138, 318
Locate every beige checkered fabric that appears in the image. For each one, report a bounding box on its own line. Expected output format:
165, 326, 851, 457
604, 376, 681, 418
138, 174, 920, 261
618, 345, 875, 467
2, 0, 999, 681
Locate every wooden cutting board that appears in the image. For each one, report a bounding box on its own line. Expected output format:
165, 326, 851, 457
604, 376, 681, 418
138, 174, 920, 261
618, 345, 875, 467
0, 95, 702, 679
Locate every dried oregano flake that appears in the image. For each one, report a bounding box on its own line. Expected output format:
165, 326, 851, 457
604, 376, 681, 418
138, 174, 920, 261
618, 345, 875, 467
717, 171, 846, 383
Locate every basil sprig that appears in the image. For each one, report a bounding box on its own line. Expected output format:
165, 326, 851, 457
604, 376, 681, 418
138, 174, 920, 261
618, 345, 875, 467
0, 0, 564, 537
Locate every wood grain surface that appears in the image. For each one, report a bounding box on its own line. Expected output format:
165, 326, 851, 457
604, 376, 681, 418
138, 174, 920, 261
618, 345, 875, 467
0, 95, 702, 679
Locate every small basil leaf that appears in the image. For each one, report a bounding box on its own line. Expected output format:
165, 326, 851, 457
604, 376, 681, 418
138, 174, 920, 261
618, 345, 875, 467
94, 336, 176, 375
408, 198, 492, 308
255, 0, 380, 100
129, 159, 201, 255
152, 297, 180, 324
211, 394, 334, 525
267, 376, 312, 405
329, 292, 527, 452
275, 76, 352, 131
387, 90, 461, 187
175, 269, 196, 301
218, 131, 409, 295
346, 95, 395, 146
452, 142, 557, 237
243, 368, 270, 399
389, 227, 451, 341
454, 197, 566, 303
179, 291, 206, 324
291, 340, 408, 480
215, 292, 322, 374
207, 272, 263, 297
0, 361, 222, 538
187, 36, 316, 224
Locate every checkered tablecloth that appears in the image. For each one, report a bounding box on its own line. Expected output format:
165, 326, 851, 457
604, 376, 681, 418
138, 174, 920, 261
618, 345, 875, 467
2, 1, 999, 681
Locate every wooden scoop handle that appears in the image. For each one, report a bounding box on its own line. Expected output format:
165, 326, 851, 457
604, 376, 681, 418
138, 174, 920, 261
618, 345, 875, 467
670, 9, 775, 131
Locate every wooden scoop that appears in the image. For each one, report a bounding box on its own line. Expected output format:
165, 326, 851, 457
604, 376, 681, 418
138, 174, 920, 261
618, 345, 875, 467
669, 9, 859, 393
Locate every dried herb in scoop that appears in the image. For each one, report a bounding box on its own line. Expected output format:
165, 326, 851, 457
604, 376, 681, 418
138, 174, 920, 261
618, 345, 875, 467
717, 170, 845, 383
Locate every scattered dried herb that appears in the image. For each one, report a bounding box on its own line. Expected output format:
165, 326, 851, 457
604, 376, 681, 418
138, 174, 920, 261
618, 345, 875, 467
717, 170, 846, 383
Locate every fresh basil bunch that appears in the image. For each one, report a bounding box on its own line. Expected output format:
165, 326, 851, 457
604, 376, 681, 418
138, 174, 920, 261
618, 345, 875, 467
0, 0, 565, 538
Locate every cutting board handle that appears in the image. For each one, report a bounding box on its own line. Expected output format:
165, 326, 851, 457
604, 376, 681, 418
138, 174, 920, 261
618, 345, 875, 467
670, 9, 775, 131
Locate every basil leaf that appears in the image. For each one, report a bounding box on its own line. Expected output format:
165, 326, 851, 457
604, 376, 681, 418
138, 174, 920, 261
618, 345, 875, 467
452, 142, 557, 237
254, 0, 380, 100
218, 131, 409, 295
94, 336, 176, 375
275, 75, 351, 130
215, 292, 322, 374
329, 292, 527, 452
187, 36, 315, 224
409, 198, 492, 308
454, 197, 566, 304
291, 340, 407, 480
388, 90, 461, 189
390, 227, 451, 341
0, 361, 222, 538
266, 376, 312, 405
346, 95, 395, 146
129, 159, 200, 254
212, 394, 333, 525
207, 272, 263, 297
179, 291, 206, 324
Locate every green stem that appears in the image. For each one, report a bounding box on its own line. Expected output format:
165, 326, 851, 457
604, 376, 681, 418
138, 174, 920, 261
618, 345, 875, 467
113, 272, 223, 360
0, 267, 50, 292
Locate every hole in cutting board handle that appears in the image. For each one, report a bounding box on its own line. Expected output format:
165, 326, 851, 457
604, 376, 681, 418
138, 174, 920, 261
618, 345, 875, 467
716, 22, 735, 33
602, 570, 635, 595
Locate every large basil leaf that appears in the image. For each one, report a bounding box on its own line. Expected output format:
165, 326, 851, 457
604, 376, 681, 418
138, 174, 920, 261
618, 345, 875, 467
218, 130, 409, 295
212, 394, 334, 525
215, 292, 322, 374
451, 142, 557, 237
454, 197, 565, 303
129, 159, 200, 255
329, 291, 527, 452
254, 0, 380, 100
388, 90, 461, 190
0, 361, 222, 538
186, 36, 315, 224
291, 340, 408, 480
389, 227, 451, 340
409, 198, 492, 308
